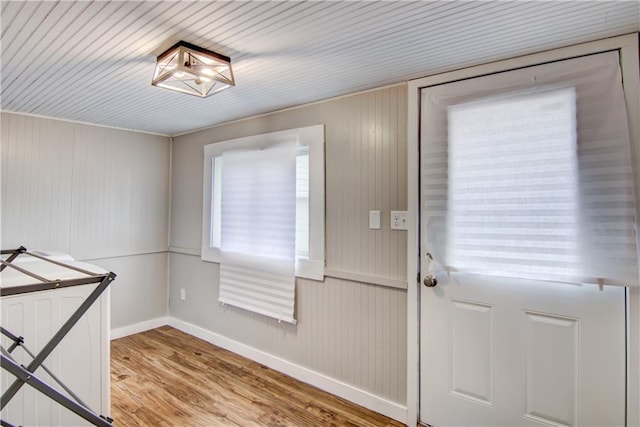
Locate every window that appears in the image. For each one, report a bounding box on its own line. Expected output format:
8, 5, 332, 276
212, 149, 308, 250
447, 88, 581, 282
421, 51, 639, 287
201, 125, 325, 323
203, 125, 324, 277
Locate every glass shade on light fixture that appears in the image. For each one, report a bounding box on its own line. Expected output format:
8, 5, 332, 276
152, 41, 235, 98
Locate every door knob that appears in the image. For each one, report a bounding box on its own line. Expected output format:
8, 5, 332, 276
423, 275, 438, 287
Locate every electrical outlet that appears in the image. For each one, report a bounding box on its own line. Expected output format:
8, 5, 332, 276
180, 288, 186, 301
390, 211, 409, 230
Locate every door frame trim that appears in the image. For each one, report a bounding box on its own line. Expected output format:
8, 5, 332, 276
406, 32, 640, 427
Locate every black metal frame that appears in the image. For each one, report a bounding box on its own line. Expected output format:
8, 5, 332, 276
0, 246, 116, 427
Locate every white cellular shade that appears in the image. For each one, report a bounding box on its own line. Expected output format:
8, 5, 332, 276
296, 150, 310, 258
219, 142, 298, 323
212, 150, 312, 266
201, 125, 325, 323
221, 143, 296, 263
219, 263, 296, 323
421, 51, 639, 287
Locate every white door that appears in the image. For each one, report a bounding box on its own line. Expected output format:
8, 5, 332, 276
418, 51, 635, 427
419, 273, 625, 427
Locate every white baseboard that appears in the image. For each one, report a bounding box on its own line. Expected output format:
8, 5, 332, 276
110, 316, 169, 340
168, 316, 407, 424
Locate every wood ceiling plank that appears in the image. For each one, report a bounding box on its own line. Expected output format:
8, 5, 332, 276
0, 1, 26, 38
2, 1, 137, 108
44, 1, 223, 118
1, 1, 637, 135
1, 2, 71, 64
0, 1, 46, 54
13, 1, 171, 112
1, 1, 80, 93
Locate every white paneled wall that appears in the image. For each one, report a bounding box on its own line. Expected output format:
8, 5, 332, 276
170, 84, 408, 408
70, 126, 169, 259
325, 88, 408, 280
1, 113, 75, 251
95, 253, 168, 330
169, 252, 407, 403
0, 112, 170, 328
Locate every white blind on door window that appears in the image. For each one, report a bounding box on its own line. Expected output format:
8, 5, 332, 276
219, 142, 297, 323
448, 88, 581, 282
421, 51, 639, 287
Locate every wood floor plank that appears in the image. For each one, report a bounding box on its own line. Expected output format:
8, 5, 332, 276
111, 326, 404, 426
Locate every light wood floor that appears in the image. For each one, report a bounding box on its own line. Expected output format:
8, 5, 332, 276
111, 326, 404, 426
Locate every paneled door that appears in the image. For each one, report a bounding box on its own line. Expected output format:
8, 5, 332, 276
417, 51, 633, 426
419, 273, 625, 426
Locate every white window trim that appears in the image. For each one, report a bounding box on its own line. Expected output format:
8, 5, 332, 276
202, 124, 325, 281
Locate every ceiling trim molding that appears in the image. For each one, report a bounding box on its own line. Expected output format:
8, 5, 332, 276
0, 110, 171, 138
171, 81, 407, 138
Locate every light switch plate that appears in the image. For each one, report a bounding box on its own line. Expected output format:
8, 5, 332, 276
369, 210, 381, 229
390, 210, 408, 230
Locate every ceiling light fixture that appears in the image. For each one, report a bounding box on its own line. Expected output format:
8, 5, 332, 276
151, 41, 235, 98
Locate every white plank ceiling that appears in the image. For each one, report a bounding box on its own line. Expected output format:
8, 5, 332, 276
1, 1, 639, 136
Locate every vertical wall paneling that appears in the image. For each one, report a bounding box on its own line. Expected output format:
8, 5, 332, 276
0, 112, 171, 329
169, 253, 407, 404
93, 253, 168, 330
171, 85, 408, 282
70, 125, 170, 260
1, 113, 74, 251
169, 134, 204, 251
169, 85, 408, 406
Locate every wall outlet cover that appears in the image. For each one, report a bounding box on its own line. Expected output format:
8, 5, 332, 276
390, 211, 408, 230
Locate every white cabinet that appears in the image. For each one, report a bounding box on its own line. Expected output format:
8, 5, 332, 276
1, 285, 110, 426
